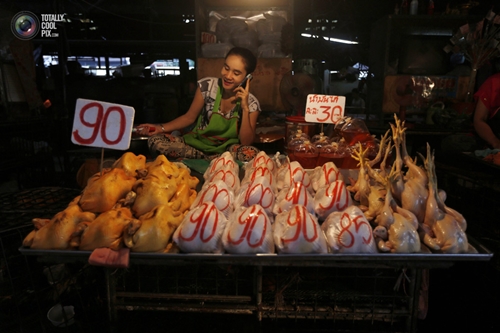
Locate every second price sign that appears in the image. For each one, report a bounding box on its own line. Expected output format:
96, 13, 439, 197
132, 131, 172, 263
304, 94, 346, 124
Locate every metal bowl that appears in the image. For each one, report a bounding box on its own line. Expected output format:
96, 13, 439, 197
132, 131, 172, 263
129, 136, 150, 156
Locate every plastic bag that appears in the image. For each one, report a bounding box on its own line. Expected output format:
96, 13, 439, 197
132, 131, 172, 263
321, 205, 377, 254
173, 202, 227, 253
203, 151, 239, 180
275, 160, 312, 194
245, 151, 278, 175
216, 18, 248, 43
222, 204, 275, 254
313, 180, 352, 221
310, 161, 344, 193
273, 181, 315, 216
274, 204, 328, 254
191, 179, 235, 218
235, 175, 275, 216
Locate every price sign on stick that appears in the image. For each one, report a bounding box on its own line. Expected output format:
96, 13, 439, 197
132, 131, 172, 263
304, 94, 346, 124
71, 98, 135, 150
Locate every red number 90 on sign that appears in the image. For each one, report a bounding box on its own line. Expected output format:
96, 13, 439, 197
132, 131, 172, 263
71, 98, 135, 150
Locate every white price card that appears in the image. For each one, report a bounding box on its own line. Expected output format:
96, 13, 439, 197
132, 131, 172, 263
71, 98, 135, 150
304, 94, 346, 124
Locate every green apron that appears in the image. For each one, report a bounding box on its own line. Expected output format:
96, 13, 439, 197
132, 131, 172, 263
183, 84, 240, 154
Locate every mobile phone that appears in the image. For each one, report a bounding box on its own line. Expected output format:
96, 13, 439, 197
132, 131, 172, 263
237, 74, 253, 89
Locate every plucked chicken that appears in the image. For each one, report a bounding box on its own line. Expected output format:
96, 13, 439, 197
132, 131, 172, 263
372, 172, 421, 253
313, 180, 352, 220
192, 179, 235, 217
123, 204, 185, 252
310, 162, 344, 193
222, 204, 275, 254
274, 181, 315, 215
132, 173, 178, 217
112, 152, 147, 177
173, 201, 228, 253
236, 176, 275, 216
398, 121, 428, 224
78, 167, 137, 213
203, 151, 239, 181
321, 205, 377, 254
422, 144, 468, 253
73, 206, 137, 251
23, 204, 96, 250
274, 204, 328, 254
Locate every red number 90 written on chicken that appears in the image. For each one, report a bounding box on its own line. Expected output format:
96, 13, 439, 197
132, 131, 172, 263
71, 98, 135, 150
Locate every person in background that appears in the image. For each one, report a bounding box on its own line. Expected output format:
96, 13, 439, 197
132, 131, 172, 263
136, 47, 261, 161
473, 72, 500, 149
350, 88, 365, 108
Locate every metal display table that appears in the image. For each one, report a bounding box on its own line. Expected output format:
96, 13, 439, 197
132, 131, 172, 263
20, 240, 492, 333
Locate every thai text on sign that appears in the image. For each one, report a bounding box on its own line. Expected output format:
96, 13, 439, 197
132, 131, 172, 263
71, 98, 135, 150
304, 94, 346, 124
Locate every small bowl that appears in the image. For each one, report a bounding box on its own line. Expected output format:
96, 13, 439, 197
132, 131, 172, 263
47, 303, 75, 327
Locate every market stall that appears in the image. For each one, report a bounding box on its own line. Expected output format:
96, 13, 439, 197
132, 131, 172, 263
9, 114, 494, 333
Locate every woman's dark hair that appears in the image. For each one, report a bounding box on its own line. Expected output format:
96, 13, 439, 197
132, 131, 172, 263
225, 47, 257, 74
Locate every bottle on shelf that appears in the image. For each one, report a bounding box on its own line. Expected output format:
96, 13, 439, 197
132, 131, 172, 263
410, 0, 419, 15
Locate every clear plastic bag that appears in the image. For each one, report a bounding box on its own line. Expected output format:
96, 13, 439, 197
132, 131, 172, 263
310, 161, 344, 193
173, 202, 228, 253
222, 204, 275, 254
273, 181, 315, 216
191, 179, 235, 218
313, 180, 352, 221
274, 204, 328, 254
236, 175, 275, 216
321, 205, 378, 254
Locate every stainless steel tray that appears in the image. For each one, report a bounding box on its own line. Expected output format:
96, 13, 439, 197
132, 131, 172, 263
19, 236, 493, 269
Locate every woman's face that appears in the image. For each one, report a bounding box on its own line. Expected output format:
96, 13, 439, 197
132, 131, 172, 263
221, 54, 248, 91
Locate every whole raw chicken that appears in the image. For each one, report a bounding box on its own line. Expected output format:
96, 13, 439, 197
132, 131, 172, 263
321, 205, 377, 254
241, 163, 275, 188
236, 176, 275, 216
192, 179, 235, 217
310, 162, 344, 193
173, 201, 228, 253
222, 204, 275, 254
132, 173, 178, 217
145, 155, 181, 181
274, 204, 328, 254
247, 151, 277, 174
112, 152, 147, 177
167, 182, 198, 215
274, 181, 315, 215
22, 204, 96, 250
203, 151, 239, 180
123, 204, 185, 252
313, 180, 352, 220
78, 167, 136, 213
372, 173, 421, 253
398, 122, 428, 224
422, 144, 468, 253
206, 164, 241, 193
73, 206, 138, 251
276, 161, 312, 193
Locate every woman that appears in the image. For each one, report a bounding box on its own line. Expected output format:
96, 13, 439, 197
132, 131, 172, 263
136, 47, 261, 161
473, 72, 500, 149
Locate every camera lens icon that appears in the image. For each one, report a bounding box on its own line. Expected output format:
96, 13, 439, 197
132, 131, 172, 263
11, 11, 40, 40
